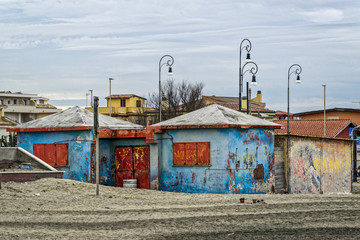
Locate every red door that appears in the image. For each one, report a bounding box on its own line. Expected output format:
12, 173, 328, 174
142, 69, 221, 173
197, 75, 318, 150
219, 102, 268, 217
115, 146, 150, 189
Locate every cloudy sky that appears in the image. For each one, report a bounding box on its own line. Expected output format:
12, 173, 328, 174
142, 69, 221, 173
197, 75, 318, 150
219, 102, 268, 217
0, 0, 359, 113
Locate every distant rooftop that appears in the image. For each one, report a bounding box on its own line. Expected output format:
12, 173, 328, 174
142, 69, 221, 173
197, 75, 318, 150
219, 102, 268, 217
274, 119, 356, 138
11, 106, 144, 131
294, 108, 360, 116
203, 95, 275, 113
153, 104, 280, 129
105, 94, 146, 100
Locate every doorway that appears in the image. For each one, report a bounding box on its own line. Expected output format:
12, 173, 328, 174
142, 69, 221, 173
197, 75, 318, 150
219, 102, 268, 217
115, 145, 150, 189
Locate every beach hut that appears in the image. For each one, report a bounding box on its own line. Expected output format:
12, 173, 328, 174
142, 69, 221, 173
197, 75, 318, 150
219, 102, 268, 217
10, 106, 145, 186
152, 104, 280, 194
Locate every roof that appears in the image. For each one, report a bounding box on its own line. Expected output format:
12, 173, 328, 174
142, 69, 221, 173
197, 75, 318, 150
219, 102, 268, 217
276, 110, 292, 116
294, 108, 360, 116
153, 104, 280, 129
36, 103, 59, 109
202, 95, 275, 113
10, 106, 144, 131
105, 94, 146, 100
274, 119, 356, 138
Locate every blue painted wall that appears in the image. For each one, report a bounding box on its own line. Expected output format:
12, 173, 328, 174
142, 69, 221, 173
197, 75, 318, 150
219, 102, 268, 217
158, 128, 275, 194
17, 130, 93, 182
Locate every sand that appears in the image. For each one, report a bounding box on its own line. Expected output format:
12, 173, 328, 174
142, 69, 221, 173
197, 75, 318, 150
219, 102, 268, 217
1, 178, 360, 239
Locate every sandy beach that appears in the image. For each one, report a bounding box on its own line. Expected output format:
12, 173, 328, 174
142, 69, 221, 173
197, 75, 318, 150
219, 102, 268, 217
1, 178, 360, 239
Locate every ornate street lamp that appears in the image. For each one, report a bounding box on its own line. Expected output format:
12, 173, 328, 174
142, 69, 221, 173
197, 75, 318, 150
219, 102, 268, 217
239, 39, 259, 114
287, 64, 302, 134
158, 55, 174, 122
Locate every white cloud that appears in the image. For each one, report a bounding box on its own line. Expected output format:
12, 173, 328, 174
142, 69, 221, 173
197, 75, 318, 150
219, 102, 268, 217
299, 9, 344, 23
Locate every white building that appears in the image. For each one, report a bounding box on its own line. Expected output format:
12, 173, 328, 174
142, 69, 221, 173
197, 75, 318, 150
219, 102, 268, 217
0, 91, 61, 124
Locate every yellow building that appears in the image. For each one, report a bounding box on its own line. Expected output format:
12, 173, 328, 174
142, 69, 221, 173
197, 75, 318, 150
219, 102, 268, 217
86, 94, 151, 125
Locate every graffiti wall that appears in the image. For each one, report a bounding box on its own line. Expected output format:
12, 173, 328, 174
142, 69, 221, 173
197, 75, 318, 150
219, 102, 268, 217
158, 128, 275, 194
277, 135, 353, 194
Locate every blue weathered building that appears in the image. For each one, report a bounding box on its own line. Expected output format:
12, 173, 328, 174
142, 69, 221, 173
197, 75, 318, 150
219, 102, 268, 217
152, 104, 280, 194
11, 106, 145, 185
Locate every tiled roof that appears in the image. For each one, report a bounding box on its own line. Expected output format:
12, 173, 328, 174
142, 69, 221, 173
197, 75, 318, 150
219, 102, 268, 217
294, 108, 360, 116
274, 119, 356, 138
153, 104, 280, 128
106, 94, 146, 100
203, 96, 275, 113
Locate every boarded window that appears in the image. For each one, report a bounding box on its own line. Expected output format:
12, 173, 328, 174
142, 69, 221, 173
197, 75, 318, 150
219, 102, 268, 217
33, 143, 69, 167
173, 142, 210, 166
136, 100, 141, 107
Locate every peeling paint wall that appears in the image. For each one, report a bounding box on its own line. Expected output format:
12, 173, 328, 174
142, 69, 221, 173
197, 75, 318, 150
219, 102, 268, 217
17, 130, 93, 182
158, 128, 275, 194
276, 135, 352, 194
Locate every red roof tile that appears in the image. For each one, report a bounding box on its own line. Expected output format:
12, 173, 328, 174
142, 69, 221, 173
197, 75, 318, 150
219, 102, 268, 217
274, 119, 356, 138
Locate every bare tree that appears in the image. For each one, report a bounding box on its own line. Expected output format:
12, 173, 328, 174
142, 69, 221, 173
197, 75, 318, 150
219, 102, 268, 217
146, 79, 205, 123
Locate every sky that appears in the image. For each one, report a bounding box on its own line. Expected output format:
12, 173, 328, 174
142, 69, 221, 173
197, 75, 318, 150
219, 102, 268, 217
0, 0, 359, 113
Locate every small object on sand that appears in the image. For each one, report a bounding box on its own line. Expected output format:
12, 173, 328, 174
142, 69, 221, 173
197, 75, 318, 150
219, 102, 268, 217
34, 193, 40, 197
124, 195, 132, 199
109, 196, 113, 198
252, 198, 265, 204
27, 208, 31, 210
239, 198, 245, 203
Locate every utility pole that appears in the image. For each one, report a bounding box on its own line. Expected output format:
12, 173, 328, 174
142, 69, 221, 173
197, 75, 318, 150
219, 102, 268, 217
322, 85, 326, 137
89, 90, 93, 108
93, 96, 100, 196
109, 78, 114, 117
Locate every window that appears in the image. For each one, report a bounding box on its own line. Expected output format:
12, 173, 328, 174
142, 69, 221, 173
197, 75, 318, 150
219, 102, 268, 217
39, 100, 45, 104
0, 99, 3, 105
121, 99, 126, 107
13, 99, 17, 105
173, 142, 210, 166
33, 143, 69, 167
7, 100, 11, 104
136, 100, 141, 108
24, 100, 28, 106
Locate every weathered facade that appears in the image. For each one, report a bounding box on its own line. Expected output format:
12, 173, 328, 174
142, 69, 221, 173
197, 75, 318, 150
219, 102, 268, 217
10, 107, 146, 186
152, 104, 280, 194
275, 134, 353, 194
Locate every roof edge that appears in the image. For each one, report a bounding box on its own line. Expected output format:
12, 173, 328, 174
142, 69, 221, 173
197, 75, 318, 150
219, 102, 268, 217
158, 124, 281, 130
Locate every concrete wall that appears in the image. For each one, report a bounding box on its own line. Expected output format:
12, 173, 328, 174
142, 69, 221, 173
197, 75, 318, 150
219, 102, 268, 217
17, 130, 93, 182
276, 135, 353, 194
158, 128, 275, 194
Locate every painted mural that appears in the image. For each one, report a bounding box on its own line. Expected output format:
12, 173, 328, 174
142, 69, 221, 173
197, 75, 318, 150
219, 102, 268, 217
288, 137, 352, 194
158, 128, 275, 194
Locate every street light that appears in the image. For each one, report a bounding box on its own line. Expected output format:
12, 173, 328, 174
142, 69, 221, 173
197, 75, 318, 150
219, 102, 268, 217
109, 78, 114, 117
239, 39, 259, 114
287, 64, 302, 134
159, 55, 174, 122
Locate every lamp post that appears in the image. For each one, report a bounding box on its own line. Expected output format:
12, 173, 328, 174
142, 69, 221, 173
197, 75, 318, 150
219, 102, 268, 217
239, 39, 258, 113
89, 90, 93, 108
287, 64, 302, 134
158, 55, 174, 122
109, 78, 114, 117
322, 84, 326, 137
